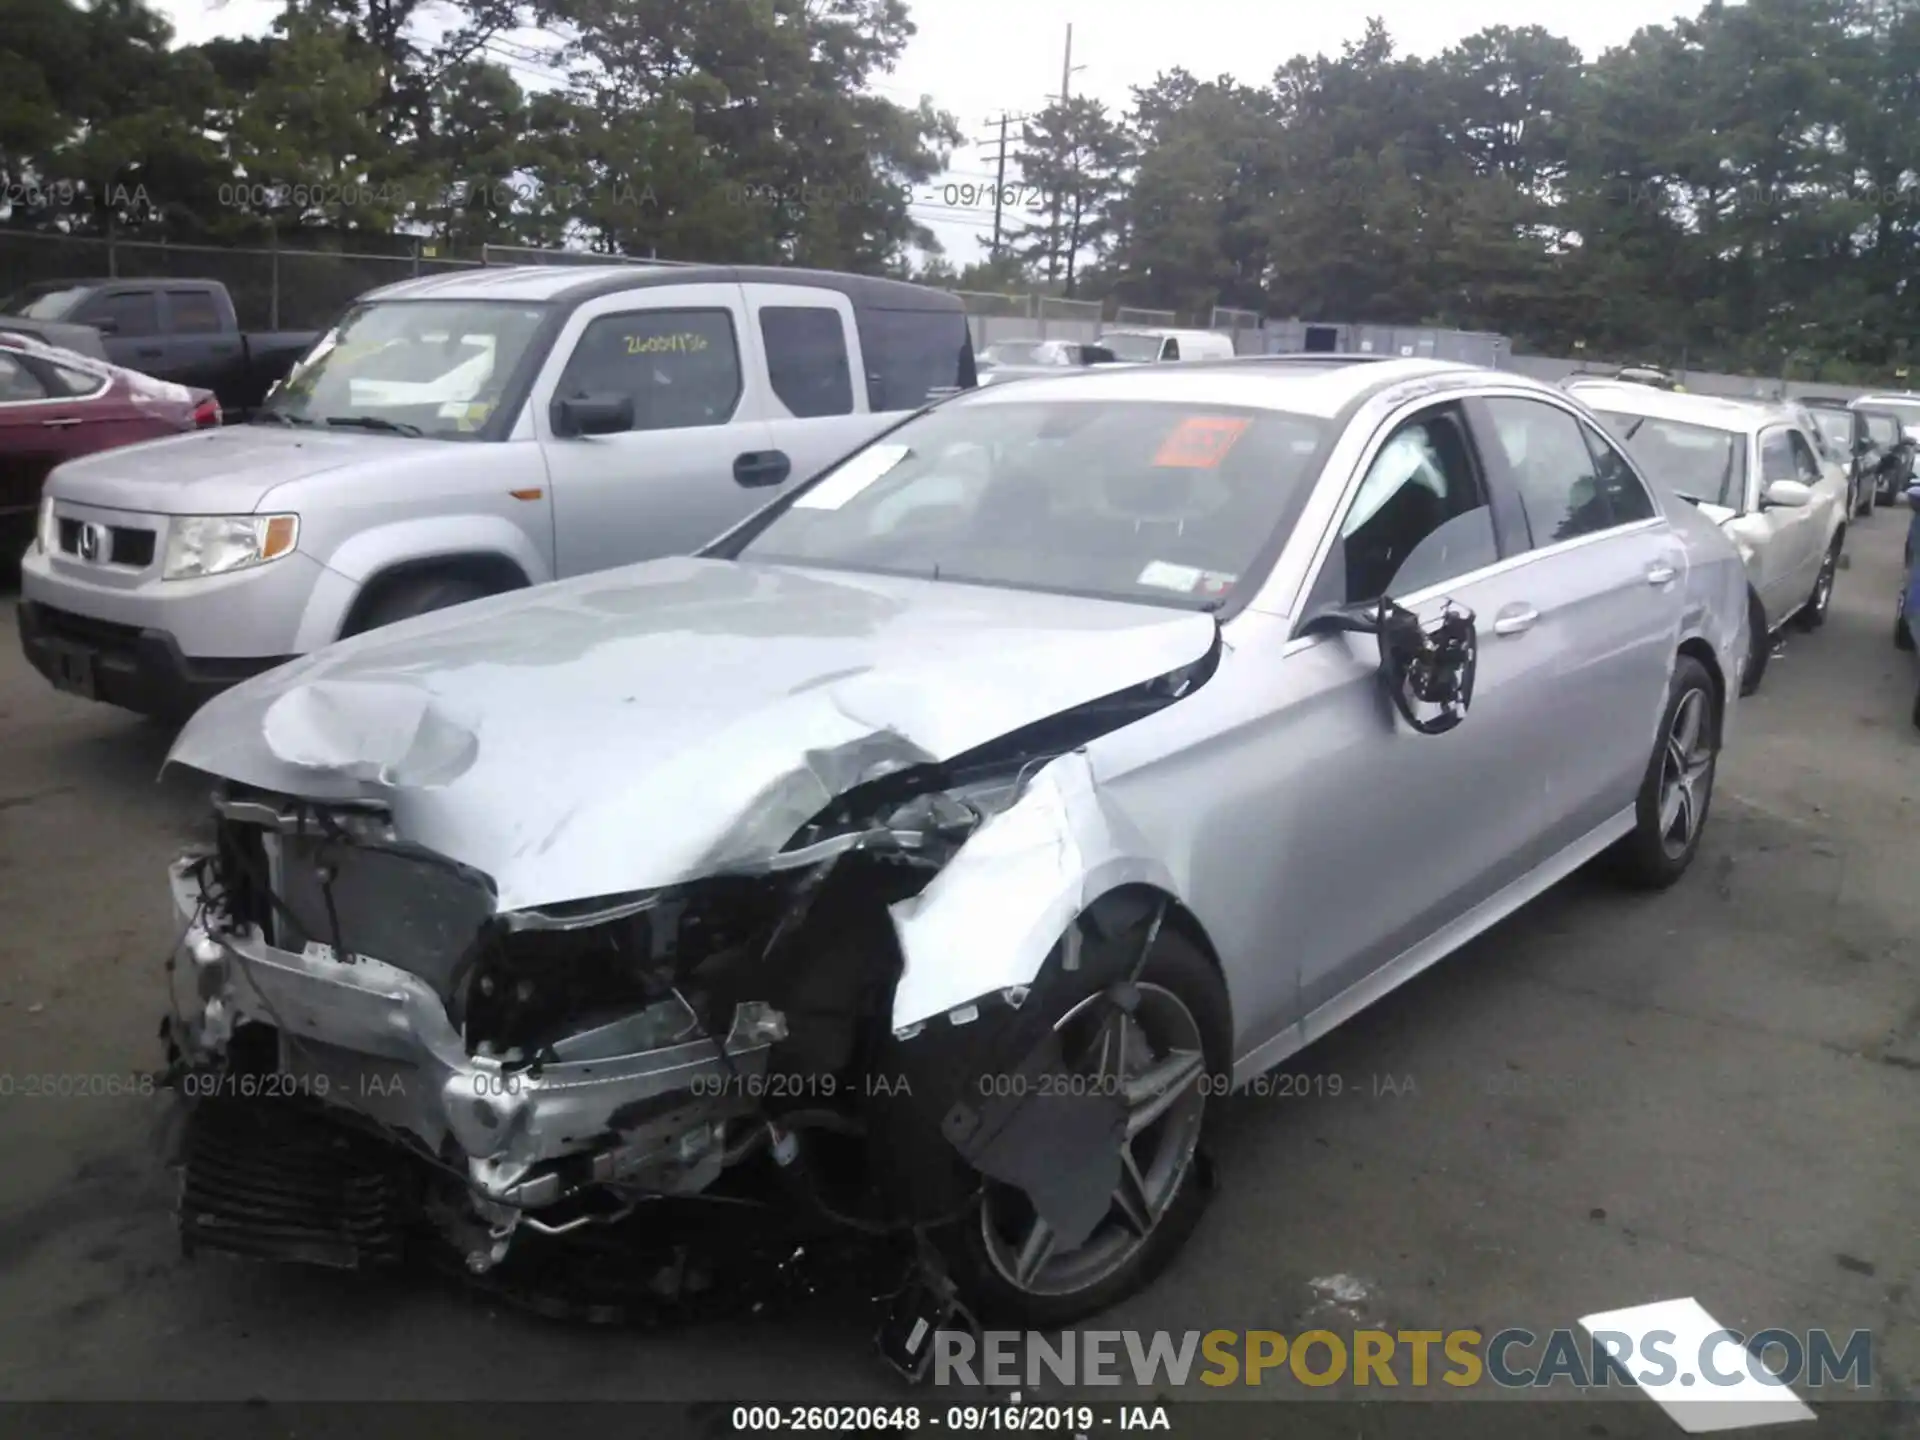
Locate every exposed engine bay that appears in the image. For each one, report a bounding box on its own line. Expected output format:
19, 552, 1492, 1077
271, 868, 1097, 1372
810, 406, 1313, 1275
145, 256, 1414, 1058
158, 640, 1221, 1371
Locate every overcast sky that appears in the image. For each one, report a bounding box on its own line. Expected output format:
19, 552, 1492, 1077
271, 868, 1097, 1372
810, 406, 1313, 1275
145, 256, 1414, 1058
154, 0, 1696, 265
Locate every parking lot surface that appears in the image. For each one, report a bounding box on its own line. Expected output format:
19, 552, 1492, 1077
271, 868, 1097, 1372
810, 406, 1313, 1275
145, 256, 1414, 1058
1, 519, 1917, 1428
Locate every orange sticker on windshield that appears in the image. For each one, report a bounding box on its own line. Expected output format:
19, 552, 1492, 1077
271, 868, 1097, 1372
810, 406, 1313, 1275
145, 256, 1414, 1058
1153, 415, 1251, 468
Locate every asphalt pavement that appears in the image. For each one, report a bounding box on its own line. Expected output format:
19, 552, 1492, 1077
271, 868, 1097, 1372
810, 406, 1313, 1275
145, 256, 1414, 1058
0, 515, 1917, 1431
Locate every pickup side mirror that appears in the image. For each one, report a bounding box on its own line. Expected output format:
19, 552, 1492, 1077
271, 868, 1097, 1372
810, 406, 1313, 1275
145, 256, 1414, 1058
550, 392, 633, 438
1303, 596, 1478, 735
1763, 479, 1814, 509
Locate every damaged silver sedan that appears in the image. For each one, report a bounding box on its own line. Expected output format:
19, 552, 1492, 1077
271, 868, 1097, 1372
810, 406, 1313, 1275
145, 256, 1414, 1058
157, 356, 1750, 1364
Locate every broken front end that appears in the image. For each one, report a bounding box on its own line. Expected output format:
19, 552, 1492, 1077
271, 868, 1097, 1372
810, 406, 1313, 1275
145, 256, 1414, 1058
159, 656, 1224, 1346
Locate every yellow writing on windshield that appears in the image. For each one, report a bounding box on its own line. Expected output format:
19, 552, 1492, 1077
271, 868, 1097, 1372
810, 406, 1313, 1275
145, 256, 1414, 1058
624, 332, 711, 356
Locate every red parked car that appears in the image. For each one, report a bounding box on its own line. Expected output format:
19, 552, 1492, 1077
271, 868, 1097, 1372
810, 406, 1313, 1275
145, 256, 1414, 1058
1, 332, 219, 550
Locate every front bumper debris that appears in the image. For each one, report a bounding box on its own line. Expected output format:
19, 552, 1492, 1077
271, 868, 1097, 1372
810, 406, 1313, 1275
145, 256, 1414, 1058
167, 859, 782, 1210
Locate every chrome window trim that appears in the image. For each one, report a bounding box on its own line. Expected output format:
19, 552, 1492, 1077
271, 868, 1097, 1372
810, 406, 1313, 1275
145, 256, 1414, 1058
1251, 380, 1672, 630
1275, 516, 1667, 658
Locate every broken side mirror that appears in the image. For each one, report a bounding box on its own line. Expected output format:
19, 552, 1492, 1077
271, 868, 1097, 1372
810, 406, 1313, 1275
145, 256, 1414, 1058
1303, 596, 1478, 735
551, 392, 634, 438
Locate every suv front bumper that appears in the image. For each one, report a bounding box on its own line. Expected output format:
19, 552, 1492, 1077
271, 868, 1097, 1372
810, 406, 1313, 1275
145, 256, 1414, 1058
17, 600, 290, 720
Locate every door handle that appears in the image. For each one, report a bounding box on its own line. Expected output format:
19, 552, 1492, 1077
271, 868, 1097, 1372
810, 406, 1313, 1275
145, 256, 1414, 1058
41, 417, 83, 428
1646, 563, 1677, 586
733, 449, 792, 488
1493, 604, 1539, 636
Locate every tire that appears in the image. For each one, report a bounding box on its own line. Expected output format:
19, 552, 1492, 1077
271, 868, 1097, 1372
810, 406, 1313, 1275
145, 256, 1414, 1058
1739, 590, 1769, 697
345, 573, 497, 637
1797, 538, 1840, 630
1610, 654, 1719, 890
941, 922, 1231, 1328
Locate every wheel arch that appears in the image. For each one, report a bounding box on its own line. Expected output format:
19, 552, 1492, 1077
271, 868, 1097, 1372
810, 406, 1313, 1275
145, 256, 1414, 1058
339, 552, 532, 638
1676, 635, 1728, 745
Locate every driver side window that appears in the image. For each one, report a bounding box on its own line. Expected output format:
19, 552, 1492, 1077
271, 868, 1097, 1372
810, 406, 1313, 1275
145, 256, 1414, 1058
1310, 407, 1499, 609
1161, 338, 1180, 361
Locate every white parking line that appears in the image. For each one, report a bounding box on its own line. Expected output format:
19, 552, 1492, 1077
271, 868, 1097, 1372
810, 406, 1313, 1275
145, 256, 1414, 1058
1579, 1298, 1816, 1432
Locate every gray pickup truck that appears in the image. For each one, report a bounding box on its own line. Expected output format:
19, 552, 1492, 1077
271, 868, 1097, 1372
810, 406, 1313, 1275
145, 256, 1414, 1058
18, 263, 975, 718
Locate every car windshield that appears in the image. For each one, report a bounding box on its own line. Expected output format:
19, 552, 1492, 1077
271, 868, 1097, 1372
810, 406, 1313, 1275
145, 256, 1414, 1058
1101, 333, 1167, 362
1595, 410, 1745, 509
261, 299, 548, 438
0, 282, 92, 320
733, 398, 1332, 609
1809, 411, 1853, 451
1862, 398, 1920, 428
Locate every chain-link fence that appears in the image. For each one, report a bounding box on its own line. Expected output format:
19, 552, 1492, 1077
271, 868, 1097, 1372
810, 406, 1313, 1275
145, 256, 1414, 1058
0, 229, 481, 330
1113, 306, 1178, 327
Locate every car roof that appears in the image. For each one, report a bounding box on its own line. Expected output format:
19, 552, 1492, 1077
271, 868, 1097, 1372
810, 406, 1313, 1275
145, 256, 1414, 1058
955, 355, 1545, 419
357, 263, 965, 311
1568, 382, 1781, 435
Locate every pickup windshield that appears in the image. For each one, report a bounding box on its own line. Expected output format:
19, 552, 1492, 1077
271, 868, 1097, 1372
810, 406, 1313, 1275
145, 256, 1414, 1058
261, 299, 548, 438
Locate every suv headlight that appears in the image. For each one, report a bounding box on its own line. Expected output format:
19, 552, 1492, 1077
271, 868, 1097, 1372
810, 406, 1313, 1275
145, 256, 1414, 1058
163, 514, 299, 580
34, 495, 54, 554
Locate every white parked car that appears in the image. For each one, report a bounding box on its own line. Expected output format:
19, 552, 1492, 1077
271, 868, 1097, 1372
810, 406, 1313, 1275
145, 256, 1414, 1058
1577, 384, 1847, 694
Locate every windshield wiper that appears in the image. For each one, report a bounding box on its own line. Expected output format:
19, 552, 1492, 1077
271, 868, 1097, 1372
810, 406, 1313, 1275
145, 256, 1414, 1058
325, 415, 425, 437
251, 409, 315, 427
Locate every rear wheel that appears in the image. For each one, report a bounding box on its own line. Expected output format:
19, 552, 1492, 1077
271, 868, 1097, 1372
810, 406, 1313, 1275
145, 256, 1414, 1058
1797, 538, 1840, 630
942, 924, 1229, 1327
1610, 654, 1719, 890
346, 573, 497, 637
1740, 590, 1770, 696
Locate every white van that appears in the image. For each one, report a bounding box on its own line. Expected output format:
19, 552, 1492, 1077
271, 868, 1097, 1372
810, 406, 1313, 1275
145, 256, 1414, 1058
1096, 327, 1237, 363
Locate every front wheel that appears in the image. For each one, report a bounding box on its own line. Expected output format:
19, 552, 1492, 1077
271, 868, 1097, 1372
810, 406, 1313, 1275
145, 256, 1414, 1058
942, 924, 1230, 1328
1609, 654, 1719, 889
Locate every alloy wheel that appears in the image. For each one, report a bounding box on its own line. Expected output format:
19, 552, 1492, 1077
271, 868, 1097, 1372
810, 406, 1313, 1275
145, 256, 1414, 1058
978, 982, 1207, 1297
1658, 688, 1716, 860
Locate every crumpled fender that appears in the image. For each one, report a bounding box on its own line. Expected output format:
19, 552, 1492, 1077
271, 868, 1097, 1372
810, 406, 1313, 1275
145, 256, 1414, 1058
886, 749, 1181, 1031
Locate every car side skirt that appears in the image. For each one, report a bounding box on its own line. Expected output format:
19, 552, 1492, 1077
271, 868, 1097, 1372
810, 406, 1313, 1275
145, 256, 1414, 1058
1229, 804, 1638, 1088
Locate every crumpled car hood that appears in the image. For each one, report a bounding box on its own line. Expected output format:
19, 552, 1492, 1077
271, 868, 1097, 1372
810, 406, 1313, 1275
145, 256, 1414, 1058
166, 556, 1217, 912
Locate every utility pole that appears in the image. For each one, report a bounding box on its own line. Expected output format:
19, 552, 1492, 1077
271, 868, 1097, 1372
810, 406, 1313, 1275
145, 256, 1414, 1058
990, 112, 1012, 259
1046, 23, 1074, 285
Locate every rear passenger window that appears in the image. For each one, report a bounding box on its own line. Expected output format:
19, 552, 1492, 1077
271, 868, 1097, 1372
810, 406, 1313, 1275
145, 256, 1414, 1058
556, 309, 741, 431
76, 289, 158, 338
1484, 397, 1622, 547
1579, 419, 1656, 522
855, 307, 973, 412
759, 307, 853, 418
167, 289, 223, 334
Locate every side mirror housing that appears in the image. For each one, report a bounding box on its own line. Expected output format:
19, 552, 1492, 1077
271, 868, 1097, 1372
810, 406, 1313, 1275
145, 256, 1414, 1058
1763, 479, 1813, 510
551, 392, 634, 438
